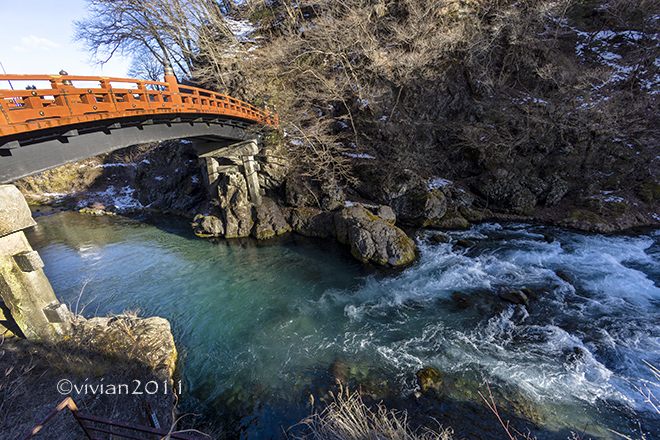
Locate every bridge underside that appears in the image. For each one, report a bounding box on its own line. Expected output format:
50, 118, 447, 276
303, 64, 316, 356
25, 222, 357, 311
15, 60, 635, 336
0, 113, 259, 184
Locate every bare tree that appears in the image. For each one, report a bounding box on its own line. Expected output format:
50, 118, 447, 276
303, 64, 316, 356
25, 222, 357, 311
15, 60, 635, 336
75, 0, 237, 80
126, 48, 165, 84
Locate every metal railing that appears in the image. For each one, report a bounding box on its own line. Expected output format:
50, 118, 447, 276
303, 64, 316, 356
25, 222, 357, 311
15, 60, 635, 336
21, 397, 206, 440
0, 73, 277, 137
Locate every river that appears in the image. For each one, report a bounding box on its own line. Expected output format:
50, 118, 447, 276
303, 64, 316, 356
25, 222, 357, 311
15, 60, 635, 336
25, 210, 660, 440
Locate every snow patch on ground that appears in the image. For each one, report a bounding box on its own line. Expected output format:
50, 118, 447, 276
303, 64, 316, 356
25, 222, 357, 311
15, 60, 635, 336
570, 24, 660, 95
428, 177, 453, 190
345, 201, 378, 208
93, 163, 136, 169
41, 192, 67, 200
78, 186, 143, 212
344, 152, 376, 159
226, 18, 256, 41
587, 192, 628, 204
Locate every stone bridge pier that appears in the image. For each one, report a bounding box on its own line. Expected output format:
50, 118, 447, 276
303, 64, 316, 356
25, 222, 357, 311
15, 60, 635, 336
196, 138, 264, 205
0, 185, 72, 342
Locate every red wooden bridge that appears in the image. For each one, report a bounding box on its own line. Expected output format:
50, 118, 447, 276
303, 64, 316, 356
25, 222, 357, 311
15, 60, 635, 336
0, 67, 277, 183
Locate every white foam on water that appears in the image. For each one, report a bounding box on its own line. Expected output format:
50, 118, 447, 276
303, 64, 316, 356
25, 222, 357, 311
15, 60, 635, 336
335, 224, 660, 429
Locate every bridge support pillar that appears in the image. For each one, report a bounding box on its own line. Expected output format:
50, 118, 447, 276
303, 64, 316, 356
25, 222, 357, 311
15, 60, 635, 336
242, 154, 262, 206
197, 139, 263, 205
0, 185, 72, 342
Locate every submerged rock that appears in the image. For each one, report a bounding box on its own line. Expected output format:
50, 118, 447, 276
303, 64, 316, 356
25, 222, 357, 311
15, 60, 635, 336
520, 287, 537, 301
334, 205, 415, 267
78, 206, 117, 216
497, 287, 529, 305
453, 239, 475, 249
554, 270, 572, 283
451, 291, 472, 309
431, 233, 450, 243
416, 366, 443, 394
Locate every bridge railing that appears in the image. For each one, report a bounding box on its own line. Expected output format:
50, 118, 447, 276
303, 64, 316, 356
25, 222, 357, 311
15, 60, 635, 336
0, 74, 278, 137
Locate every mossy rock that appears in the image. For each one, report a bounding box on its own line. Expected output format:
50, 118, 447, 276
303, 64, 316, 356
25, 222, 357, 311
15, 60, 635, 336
559, 210, 613, 232
192, 214, 225, 237
416, 366, 442, 394
451, 291, 472, 309
434, 208, 470, 230
334, 206, 416, 267
454, 239, 475, 249
431, 233, 450, 243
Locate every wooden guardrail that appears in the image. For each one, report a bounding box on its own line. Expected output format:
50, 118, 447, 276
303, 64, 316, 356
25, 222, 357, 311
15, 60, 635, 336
0, 72, 277, 138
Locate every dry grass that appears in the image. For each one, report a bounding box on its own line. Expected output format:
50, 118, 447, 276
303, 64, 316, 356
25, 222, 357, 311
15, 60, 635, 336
610, 361, 660, 440
0, 346, 37, 427
0, 312, 179, 439
291, 387, 453, 440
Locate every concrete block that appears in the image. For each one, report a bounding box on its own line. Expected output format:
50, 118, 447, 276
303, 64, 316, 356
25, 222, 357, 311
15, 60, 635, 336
42, 302, 71, 324
13, 251, 45, 272
0, 185, 36, 237
1, 231, 72, 341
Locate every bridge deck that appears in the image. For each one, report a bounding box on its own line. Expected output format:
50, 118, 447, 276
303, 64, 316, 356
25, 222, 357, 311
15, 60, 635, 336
0, 74, 277, 141
0, 73, 278, 183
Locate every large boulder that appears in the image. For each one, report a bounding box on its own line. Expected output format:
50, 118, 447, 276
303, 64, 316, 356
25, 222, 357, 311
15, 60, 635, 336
285, 176, 345, 211
390, 186, 447, 227
73, 315, 177, 383
191, 214, 224, 237
353, 162, 479, 228
354, 163, 425, 203
544, 176, 569, 207
285, 207, 336, 238
334, 205, 416, 267
433, 206, 470, 229
252, 197, 291, 239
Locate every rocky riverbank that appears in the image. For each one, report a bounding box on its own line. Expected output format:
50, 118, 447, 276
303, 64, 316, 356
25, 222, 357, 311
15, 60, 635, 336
0, 313, 182, 439
14, 138, 660, 269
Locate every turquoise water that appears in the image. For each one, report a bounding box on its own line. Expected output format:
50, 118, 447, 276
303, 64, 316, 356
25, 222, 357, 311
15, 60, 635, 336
26, 211, 660, 439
